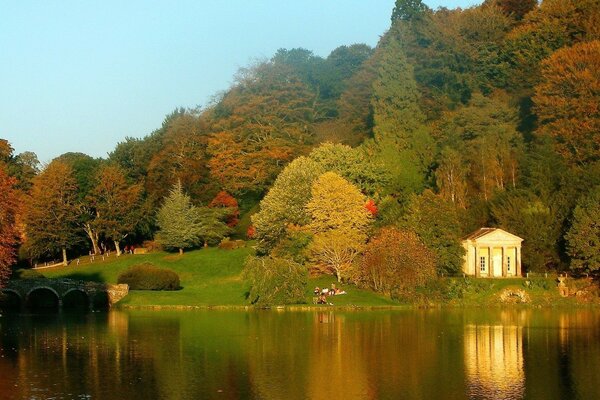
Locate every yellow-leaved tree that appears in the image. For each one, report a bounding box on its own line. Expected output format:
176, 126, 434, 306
306, 172, 371, 282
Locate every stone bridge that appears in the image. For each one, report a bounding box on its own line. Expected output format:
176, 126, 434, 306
1, 278, 129, 311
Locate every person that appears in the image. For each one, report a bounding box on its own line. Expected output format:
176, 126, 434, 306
314, 287, 320, 296
334, 288, 347, 295
318, 294, 327, 304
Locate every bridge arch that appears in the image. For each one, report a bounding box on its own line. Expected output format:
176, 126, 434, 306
0, 289, 23, 311
26, 287, 60, 311
63, 288, 90, 310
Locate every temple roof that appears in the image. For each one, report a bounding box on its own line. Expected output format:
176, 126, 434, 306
462, 227, 523, 242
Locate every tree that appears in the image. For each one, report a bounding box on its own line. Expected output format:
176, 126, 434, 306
357, 227, 436, 299
391, 0, 429, 22
533, 40, 600, 165
490, 190, 562, 271
403, 190, 465, 275
206, 61, 315, 194
307, 142, 388, 196
495, 0, 537, 20
208, 191, 239, 227
565, 186, 600, 271
196, 207, 231, 246
306, 172, 371, 282
155, 182, 203, 254
252, 156, 324, 254
88, 165, 141, 256
243, 256, 307, 306
24, 161, 80, 266
435, 147, 468, 208
367, 26, 434, 198
0, 166, 18, 284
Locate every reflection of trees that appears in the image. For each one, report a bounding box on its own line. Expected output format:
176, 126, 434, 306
1, 310, 600, 399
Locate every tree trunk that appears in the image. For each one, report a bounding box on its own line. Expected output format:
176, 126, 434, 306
62, 247, 68, 266
84, 223, 100, 255
179, 248, 184, 255
114, 240, 121, 256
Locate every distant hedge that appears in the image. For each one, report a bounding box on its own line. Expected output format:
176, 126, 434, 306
117, 263, 180, 291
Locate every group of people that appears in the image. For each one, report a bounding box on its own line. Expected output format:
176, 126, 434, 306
314, 284, 347, 304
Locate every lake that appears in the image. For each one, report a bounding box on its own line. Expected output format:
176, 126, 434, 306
0, 308, 599, 399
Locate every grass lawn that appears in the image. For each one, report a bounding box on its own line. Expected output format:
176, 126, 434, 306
32, 246, 398, 308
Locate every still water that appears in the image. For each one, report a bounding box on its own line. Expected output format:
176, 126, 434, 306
0, 309, 599, 400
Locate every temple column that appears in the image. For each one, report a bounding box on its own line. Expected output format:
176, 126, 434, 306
516, 246, 522, 277
502, 246, 508, 277
475, 247, 480, 278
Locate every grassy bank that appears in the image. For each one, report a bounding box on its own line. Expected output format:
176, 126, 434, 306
33, 247, 396, 308
18, 246, 598, 308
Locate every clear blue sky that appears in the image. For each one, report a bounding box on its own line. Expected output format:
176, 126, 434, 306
1, 1, 481, 163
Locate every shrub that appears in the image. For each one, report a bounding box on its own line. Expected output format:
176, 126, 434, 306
117, 263, 180, 290
243, 256, 307, 306
218, 238, 246, 250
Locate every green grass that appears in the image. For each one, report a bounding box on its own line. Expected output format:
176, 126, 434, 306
26, 248, 597, 308
33, 246, 398, 308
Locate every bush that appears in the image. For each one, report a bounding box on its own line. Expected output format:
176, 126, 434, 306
242, 256, 307, 306
355, 227, 437, 300
218, 238, 246, 250
117, 263, 180, 290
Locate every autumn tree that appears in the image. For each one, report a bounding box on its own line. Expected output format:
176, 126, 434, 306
88, 165, 141, 256
0, 166, 18, 283
494, 0, 537, 20
565, 186, 600, 271
155, 182, 203, 254
207, 61, 315, 194
24, 161, 80, 266
357, 227, 436, 299
208, 191, 239, 227
145, 112, 211, 204
533, 40, 600, 165
306, 172, 371, 282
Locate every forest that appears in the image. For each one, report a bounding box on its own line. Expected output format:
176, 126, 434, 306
1, 0, 599, 297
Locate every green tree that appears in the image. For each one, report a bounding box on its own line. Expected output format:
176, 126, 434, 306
494, 0, 537, 20
196, 207, 231, 246
155, 182, 203, 254
252, 157, 324, 254
306, 172, 371, 282
403, 190, 465, 275
490, 190, 562, 271
307, 142, 388, 196
243, 256, 307, 306
24, 161, 80, 266
88, 165, 141, 256
391, 0, 429, 22
565, 186, 600, 271
367, 26, 434, 197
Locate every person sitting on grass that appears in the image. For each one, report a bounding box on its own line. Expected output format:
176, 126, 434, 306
317, 294, 328, 304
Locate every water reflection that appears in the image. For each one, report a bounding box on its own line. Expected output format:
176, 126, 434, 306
0, 309, 600, 399
464, 323, 524, 399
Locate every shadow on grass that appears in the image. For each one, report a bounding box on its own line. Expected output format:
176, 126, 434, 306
54, 272, 106, 284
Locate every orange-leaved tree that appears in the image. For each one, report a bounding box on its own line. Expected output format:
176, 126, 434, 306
0, 166, 19, 284
534, 40, 600, 165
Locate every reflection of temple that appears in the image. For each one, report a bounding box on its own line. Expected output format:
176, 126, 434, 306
464, 324, 524, 399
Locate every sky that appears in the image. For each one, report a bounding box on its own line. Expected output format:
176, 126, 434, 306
1, 1, 481, 163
